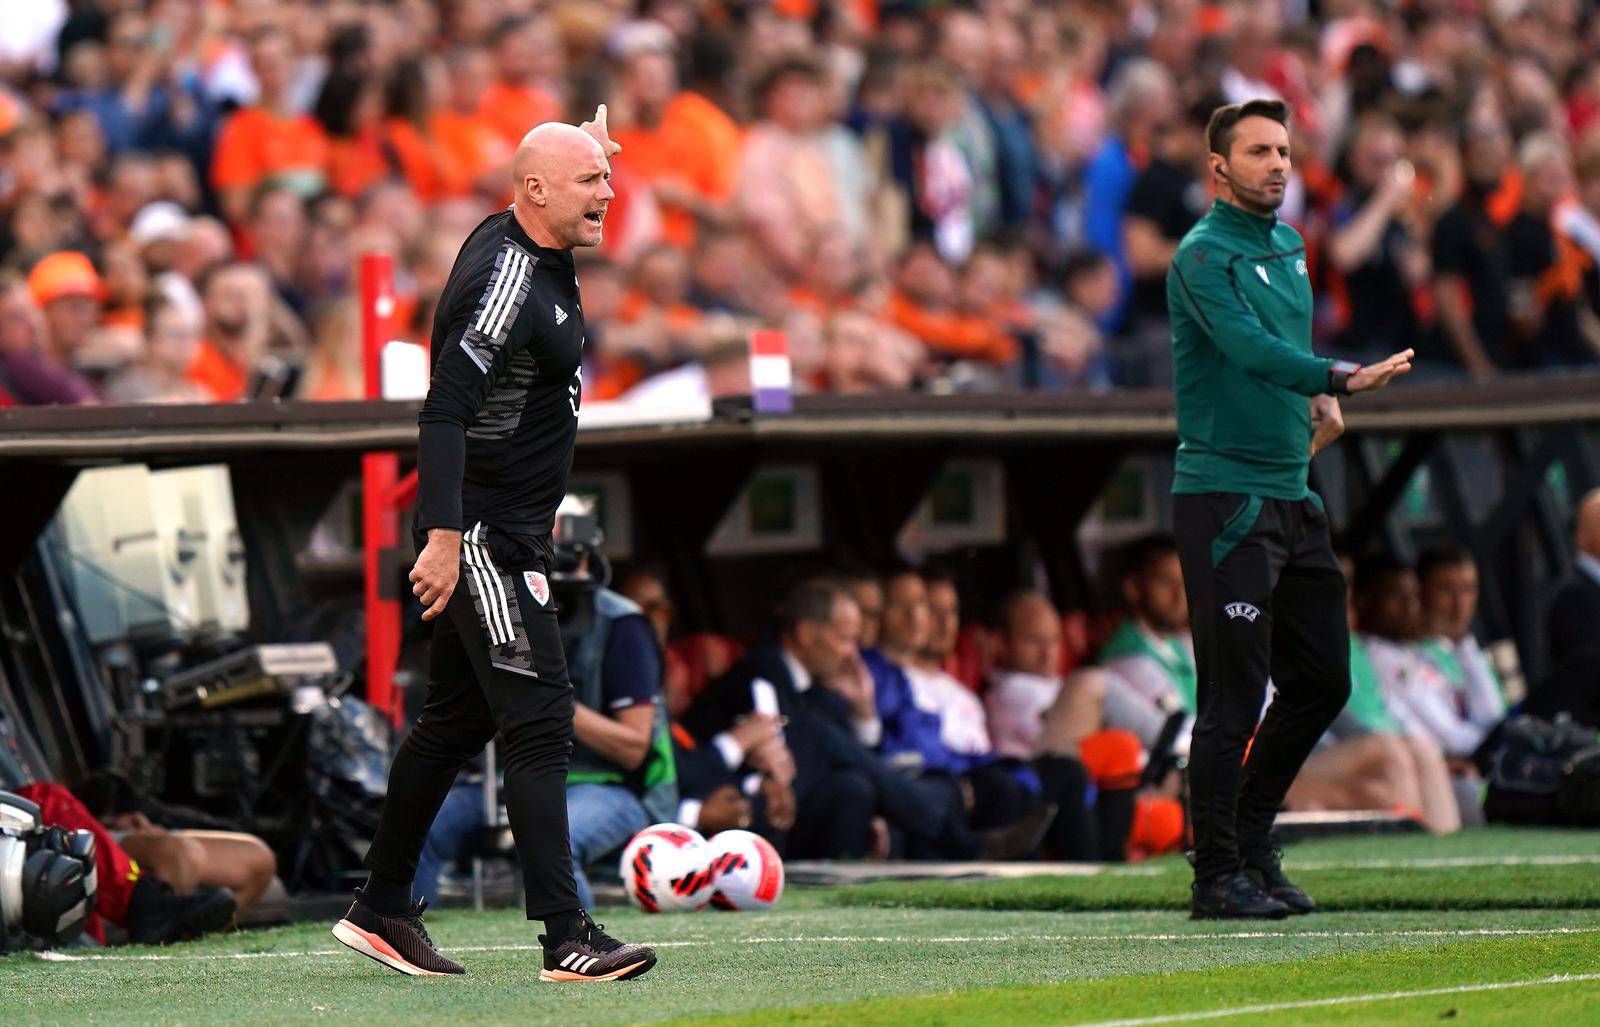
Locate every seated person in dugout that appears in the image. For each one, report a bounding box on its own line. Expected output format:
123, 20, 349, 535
1314, 554, 1460, 834
860, 569, 1055, 859
984, 589, 1175, 861
919, 568, 1097, 860
1356, 554, 1503, 826
1415, 545, 1516, 745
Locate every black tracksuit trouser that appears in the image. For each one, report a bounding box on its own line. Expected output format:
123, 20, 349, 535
1173, 492, 1352, 882
364, 527, 580, 919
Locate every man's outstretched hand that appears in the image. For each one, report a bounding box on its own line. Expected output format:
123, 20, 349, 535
580, 104, 621, 157
1348, 348, 1415, 392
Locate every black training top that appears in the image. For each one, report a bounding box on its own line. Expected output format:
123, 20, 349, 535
415, 207, 585, 538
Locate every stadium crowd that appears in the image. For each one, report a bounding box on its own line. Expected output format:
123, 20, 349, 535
4, 0, 1600, 408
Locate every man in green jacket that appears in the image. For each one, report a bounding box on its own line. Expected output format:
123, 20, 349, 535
1166, 99, 1413, 919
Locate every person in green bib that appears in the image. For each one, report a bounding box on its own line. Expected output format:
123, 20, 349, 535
1098, 536, 1197, 753
1166, 99, 1414, 920
1415, 545, 1509, 761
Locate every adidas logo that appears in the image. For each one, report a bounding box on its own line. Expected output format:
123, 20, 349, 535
1224, 602, 1261, 622
554, 304, 567, 325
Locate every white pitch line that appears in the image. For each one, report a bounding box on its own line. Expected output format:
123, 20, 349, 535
1285, 855, 1600, 871
1076, 971, 1600, 1026
1106, 854, 1600, 876
28, 926, 1600, 963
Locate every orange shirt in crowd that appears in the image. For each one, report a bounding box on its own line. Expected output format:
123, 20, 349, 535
327, 132, 393, 199
431, 110, 513, 195
187, 339, 248, 402
885, 289, 1018, 364
586, 358, 646, 401
385, 119, 460, 203
1485, 169, 1524, 228
617, 290, 704, 331
610, 92, 742, 249
478, 82, 562, 148
210, 107, 331, 199
784, 285, 858, 321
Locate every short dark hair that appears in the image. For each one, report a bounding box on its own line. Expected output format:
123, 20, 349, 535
1416, 544, 1475, 583
1118, 534, 1179, 582
1062, 248, 1111, 283
780, 577, 847, 635
755, 53, 828, 105
1353, 553, 1413, 601
1207, 99, 1291, 157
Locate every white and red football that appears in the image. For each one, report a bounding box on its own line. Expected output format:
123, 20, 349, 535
619, 823, 714, 913
707, 829, 784, 911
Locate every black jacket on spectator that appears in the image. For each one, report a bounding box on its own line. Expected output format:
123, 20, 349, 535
681, 641, 841, 799
682, 641, 975, 857
1547, 571, 1600, 670
671, 727, 739, 806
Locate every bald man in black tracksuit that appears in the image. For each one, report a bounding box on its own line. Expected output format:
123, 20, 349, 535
331, 111, 656, 983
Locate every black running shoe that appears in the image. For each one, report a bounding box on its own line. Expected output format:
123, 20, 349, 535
1243, 846, 1316, 915
332, 892, 465, 977
125, 877, 238, 944
1190, 872, 1293, 920
540, 912, 656, 982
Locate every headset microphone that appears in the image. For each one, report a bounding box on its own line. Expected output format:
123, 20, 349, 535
1215, 164, 1282, 204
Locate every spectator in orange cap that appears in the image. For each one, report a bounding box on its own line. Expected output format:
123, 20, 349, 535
210, 25, 330, 225
1, 272, 98, 405
28, 252, 106, 374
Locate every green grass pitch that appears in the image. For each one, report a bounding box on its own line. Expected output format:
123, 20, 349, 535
5, 828, 1597, 1025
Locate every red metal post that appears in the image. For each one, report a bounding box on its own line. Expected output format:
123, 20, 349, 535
360, 253, 404, 725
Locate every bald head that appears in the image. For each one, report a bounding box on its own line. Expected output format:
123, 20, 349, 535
1577, 488, 1600, 560
1001, 591, 1062, 678
514, 122, 604, 184
512, 122, 612, 249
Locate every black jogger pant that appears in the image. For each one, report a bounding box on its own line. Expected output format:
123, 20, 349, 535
364, 525, 579, 919
1173, 492, 1351, 882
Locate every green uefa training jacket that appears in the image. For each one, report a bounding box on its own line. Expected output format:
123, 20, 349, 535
1166, 199, 1335, 499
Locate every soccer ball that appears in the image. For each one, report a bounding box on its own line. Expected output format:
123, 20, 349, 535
619, 823, 715, 913
706, 829, 784, 911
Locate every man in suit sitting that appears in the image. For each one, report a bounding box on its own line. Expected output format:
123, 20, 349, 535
1538, 488, 1600, 727
679, 577, 883, 858
682, 576, 1050, 860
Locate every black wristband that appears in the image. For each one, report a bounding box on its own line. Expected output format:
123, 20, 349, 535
1329, 360, 1361, 395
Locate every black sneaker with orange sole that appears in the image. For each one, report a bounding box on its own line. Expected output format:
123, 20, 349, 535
331, 891, 465, 977
539, 912, 656, 982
